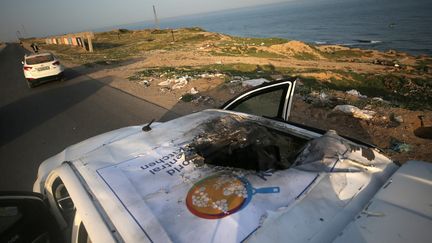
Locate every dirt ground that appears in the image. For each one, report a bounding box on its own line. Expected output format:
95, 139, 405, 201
67, 59, 432, 164
28, 28, 432, 163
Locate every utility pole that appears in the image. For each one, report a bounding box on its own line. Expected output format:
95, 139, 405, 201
16, 30, 22, 40
21, 24, 27, 37
153, 5, 160, 29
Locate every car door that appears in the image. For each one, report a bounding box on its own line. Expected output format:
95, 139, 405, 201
0, 192, 63, 243
221, 79, 297, 121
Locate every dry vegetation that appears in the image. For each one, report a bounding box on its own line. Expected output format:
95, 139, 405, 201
26, 27, 432, 162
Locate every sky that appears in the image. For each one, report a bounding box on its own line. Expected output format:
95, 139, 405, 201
0, 0, 294, 41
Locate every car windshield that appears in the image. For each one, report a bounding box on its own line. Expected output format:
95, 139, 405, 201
26, 54, 54, 65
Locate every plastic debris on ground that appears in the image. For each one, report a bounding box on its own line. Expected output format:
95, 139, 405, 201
155, 72, 225, 90
390, 113, 404, 123
333, 105, 376, 120
242, 78, 270, 87
200, 73, 224, 78
390, 139, 412, 153
230, 76, 248, 83
158, 80, 172, 86
190, 87, 199, 95
158, 76, 190, 89
319, 92, 328, 102
191, 96, 215, 105
159, 87, 170, 93
138, 80, 150, 87
172, 77, 189, 89
305, 91, 336, 108
371, 97, 391, 104
346, 89, 367, 98
372, 97, 383, 102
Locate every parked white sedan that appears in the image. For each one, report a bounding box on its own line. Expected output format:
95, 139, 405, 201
22, 52, 64, 88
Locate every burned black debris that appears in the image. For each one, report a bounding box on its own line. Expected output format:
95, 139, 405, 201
186, 116, 308, 171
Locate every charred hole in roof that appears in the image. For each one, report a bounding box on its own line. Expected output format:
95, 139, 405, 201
185, 116, 308, 171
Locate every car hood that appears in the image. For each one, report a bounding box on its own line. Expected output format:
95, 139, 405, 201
45, 110, 398, 242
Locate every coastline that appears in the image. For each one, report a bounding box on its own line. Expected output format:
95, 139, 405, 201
22, 27, 432, 162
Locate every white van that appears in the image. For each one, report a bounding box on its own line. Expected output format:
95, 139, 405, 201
1, 80, 431, 243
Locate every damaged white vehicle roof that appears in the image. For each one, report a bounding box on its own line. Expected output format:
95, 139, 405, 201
35, 110, 400, 243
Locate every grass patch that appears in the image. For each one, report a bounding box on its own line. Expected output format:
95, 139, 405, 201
212, 46, 285, 58
415, 58, 432, 72
226, 36, 289, 46
320, 49, 366, 60
31, 28, 224, 65
181, 93, 196, 102
297, 70, 432, 109
129, 63, 296, 82
293, 52, 318, 60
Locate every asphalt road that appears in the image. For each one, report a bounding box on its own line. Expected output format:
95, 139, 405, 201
0, 43, 179, 191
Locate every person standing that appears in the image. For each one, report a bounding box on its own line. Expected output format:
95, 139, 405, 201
30, 43, 39, 53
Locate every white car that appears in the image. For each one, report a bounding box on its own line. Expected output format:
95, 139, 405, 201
1, 80, 431, 243
22, 52, 64, 88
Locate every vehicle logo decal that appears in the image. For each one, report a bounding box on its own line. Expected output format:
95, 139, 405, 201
186, 172, 280, 219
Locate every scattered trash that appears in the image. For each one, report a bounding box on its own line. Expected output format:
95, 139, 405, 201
346, 89, 367, 98
159, 87, 170, 93
190, 87, 199, 95
372, 97, 383, 102
333, 105, 376, 120
371, 97, 391, 104
158, 80, 172, 86
319, 92, 328, 102
230, 76, 249, 83
200, 73, 224, 78
192, 96, 215, 105
242, 78, 270, 87
390, 113, 404, 123
172, 77, 189, 89
390, 139, 412, 153
158, 76, 190, 89
138, 80, 150, 87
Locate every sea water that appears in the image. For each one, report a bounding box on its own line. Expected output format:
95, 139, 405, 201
114, 0, 432, 55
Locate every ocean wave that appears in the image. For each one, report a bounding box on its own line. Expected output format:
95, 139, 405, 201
353, 39, 382, 44
314, 41, 328, 45
333, 40, 384, 47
